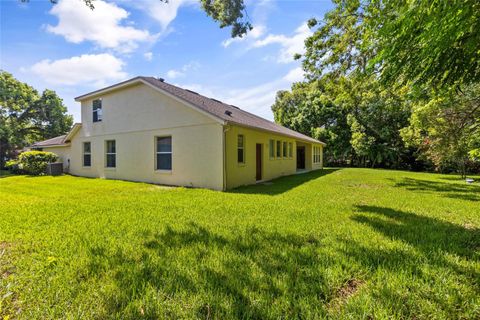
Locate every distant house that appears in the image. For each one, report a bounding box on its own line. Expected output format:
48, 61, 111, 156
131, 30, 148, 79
31, 77, 325, 190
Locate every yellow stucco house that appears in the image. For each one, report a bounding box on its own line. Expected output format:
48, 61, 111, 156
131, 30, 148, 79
31, 76, 325, 190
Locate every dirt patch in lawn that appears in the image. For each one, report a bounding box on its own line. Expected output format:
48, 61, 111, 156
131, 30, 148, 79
328, 278, 365, 312
0, 241, 16, 279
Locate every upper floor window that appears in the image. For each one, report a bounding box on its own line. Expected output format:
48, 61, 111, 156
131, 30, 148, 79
156, 136, 172, 170
105, 140, 116, 168
93, 99, 102, 122
269, 139, 275, 159
237, 135, 245, 164
83, 142, 91, 167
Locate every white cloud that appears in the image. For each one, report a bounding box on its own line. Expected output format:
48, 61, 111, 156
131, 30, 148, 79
222, 25, 266, 47
167, 70, 184, 79
176, 67, 304, 120
30, 53, 128, 86
252, 23, 312, 63
282, 67, 304, 82
144, 52, 153, 61
166, 61, 200, 79
46, 0, 156, 53
125, 0, 196, 31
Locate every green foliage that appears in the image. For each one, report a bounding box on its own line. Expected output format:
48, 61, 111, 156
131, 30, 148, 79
373, 0, 480, 89
0, 71, 72, 168
272, 81, 353, 164
17, 151, 58, 175
303, 0, 480, 90
272, 74, 414, 168
200, 0, 252, 37
0, 169, 479, 318
401, 84, 480, 176
5, 159, 21, 174
280, 0, 480, 174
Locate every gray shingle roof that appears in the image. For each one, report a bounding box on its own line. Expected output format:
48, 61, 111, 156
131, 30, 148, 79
140, 77, 324, 144
75, 76, 324, 144
31, 135, 67, 147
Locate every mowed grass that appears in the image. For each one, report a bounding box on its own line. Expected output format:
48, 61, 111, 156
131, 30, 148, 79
0, 168, 479, 319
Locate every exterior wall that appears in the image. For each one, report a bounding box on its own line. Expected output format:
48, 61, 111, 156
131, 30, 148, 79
68, 83, 224, 190
224, 124, 324, 189
42, 146, 71, 172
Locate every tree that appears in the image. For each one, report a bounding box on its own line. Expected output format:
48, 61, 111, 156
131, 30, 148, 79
302, 0, 480, 91
35, 89, 73, 141
401, 84, 480, 177
272, 81, 353, 164
372, 0, 480, 90
37, 0, 252, 38
0, 71, 73, 168
272, 74, 413, 168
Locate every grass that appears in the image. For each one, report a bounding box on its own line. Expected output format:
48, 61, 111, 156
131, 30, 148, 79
0, 168, 479, 319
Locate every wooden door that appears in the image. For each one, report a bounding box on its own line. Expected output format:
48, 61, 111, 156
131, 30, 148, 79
256, 144, 262, 181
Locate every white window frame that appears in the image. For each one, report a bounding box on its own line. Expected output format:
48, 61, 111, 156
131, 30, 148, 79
269, 139, 275, 159
83, 142, 91, 167
105, 140, 116, 168
93, 99, 102, 123
156, 136, 173, 171
237, 134, 245, 164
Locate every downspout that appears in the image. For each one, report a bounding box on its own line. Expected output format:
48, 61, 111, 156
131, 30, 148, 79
222, 124, 230, 191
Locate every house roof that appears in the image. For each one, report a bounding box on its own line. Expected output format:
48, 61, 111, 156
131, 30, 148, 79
31, 123, 82, 148
75, 76, 325, 145
31, 135, 67, 147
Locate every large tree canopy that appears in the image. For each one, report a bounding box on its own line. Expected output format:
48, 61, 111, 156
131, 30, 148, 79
302, 0, 480, 90
0, 71, 73, 167
276, 0, 480, 174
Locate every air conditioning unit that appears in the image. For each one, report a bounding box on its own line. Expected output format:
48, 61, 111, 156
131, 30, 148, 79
46, 162, 63, 176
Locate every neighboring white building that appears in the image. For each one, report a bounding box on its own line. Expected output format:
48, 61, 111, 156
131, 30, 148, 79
32, 77, 325, 190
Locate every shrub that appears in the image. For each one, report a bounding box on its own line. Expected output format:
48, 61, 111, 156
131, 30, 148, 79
5, 159, 22, 174
18, 151, 58, 175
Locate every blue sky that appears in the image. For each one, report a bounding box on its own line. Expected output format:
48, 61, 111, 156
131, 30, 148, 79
1, 0, 333, 122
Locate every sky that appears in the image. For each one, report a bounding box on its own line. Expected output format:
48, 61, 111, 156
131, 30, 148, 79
0, 0, 333, 122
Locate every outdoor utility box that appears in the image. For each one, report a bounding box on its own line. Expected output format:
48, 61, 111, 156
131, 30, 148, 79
46, 162, 63, 176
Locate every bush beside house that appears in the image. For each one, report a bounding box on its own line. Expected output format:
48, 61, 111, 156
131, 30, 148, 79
6, 151, 58, 175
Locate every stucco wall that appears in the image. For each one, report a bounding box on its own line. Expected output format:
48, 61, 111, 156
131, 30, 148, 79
225, 125, 324, 189
43, 146, 71, 172
68, 83, 224, 190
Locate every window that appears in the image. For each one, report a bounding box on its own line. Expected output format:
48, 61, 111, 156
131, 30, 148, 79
313, 146, 322, 164
83, 142, 91, 167
269, 139, 275, 158
105, 140, 116, 168
276, 140, 281, 158
237, 135, 245, 163
288, 142, 293, 158
156, 136, 172, 170
93, 99, 102, 122
283, 141, 287, 158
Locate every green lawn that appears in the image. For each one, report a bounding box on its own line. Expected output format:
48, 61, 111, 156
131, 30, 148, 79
0, 168, 479, 319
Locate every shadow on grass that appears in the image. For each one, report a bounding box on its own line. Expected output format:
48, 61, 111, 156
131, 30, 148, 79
84, 223, 333, 319
229, 168, 339, 195
392, 177, 480, 202
81, 214, 480, 319
351, 205, 479, 277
